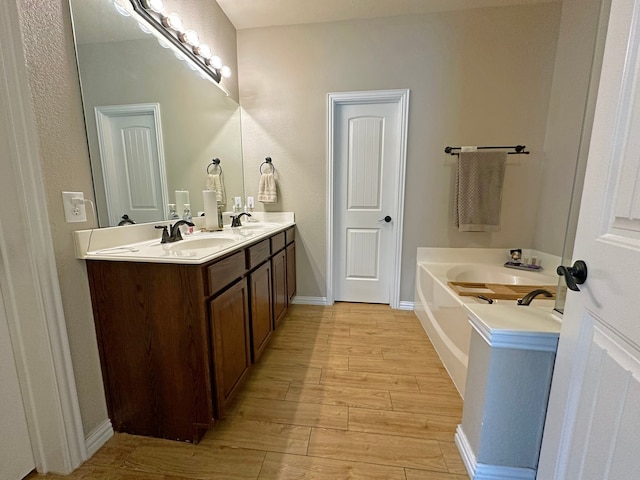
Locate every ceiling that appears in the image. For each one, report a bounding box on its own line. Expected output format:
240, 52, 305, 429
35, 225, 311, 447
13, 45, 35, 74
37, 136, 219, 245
216, 0, 561, 30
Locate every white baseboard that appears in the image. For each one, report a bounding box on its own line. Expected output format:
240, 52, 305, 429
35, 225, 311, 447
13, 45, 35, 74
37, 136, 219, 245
455, 425, 535, 480
85, 419, 114, 458
290, 296, 329, 306
398, 301, 415, 310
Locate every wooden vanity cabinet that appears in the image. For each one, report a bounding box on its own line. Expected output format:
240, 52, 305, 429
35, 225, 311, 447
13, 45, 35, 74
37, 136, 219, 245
87, 260, 213, 443
271, 232, 288, 328
248, 261, 273, 362
286, 227, 296, 302
86, 226, 296, 443
209, 279, 251, 416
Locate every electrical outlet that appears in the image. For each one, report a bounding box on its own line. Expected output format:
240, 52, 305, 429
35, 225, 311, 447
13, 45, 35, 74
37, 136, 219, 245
247, 196, 255, 209
62, 191, 87, 223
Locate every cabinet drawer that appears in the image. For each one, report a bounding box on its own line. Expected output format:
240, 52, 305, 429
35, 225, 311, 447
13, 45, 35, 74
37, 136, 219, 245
207, 251, 246, 296
271, 232, 285, 253
285, 227, 295, 245
247, 239, 270, 270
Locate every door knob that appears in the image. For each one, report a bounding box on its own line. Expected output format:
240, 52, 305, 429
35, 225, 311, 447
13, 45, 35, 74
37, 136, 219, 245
556, 260, 588, 292
378, 216, 392, 223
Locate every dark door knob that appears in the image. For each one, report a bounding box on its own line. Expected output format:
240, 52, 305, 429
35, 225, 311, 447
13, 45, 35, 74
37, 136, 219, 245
378, 216, 392, 223
556, 260, 588, 292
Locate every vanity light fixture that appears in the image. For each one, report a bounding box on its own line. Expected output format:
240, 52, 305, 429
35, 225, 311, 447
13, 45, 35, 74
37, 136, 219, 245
129, 0, 229, 84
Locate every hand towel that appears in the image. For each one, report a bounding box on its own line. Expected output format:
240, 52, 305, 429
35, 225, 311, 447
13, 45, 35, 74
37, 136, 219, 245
454, 151, 507, 232
258, 173, 277, 203
206, 173, 226, 205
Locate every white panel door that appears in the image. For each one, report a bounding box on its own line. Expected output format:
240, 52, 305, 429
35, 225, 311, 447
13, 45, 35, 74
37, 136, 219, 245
334, 102, 401, 303
96, 104, 168, 226
0, 288, 35, 480
539, 1, 640, 478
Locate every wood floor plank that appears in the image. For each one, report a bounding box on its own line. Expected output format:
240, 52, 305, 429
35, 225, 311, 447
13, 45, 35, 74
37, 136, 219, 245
390, 391, 463, 418
307, 428, 449, 471
320, 368, 420, 392
348, 407, 458, 441
349, 357, 444, 377
258, 452, 407, 480
286, 383, 392, 410
201, 418, 311, 455
439, 440, 469, 475
249, 363, 322, 385
415, 374, 462, 397
259, 350, 350, 370
238, 377, 291, 400
82, 433, 143, 468
231, 397, 349, 430
124, 439, 266, 479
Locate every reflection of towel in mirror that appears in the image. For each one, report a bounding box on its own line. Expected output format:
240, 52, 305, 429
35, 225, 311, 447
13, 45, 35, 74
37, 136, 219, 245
206, 173, 226, 205
454, 151, 507, 232
258, 173, 277, 203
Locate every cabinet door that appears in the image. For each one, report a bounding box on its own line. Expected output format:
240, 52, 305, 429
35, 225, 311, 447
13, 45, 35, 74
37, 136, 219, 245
249, 261, 273, 362
272, 249, 287, 328
286, 242, 296, 302
209, 279, 251, 416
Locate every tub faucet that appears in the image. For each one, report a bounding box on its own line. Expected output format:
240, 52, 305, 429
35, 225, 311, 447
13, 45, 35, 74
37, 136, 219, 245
517, 289, 554, 306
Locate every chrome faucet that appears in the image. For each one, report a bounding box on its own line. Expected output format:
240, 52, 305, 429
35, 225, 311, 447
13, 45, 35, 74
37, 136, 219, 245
230, 212, 251, 227
517, 289, 554, 306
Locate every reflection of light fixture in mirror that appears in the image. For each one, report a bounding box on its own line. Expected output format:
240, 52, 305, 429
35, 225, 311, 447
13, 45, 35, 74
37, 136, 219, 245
130, 0, 230, 84
113, 0, 131, 16
138, 22, 152, 34
142, 0, 164, 13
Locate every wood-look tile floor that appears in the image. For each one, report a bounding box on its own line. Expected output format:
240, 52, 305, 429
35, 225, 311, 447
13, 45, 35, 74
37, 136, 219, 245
29, 303, 467, 480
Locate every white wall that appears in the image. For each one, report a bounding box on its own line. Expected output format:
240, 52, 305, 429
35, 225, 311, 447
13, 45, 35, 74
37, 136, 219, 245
238, 3, 562, 301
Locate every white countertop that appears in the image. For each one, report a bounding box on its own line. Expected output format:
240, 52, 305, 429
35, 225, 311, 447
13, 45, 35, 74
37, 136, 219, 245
465, 303, 561, 352
74, 212, 295, 265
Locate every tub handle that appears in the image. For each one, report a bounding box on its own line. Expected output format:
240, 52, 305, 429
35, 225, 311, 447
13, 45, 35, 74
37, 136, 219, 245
378, 215, 392, 223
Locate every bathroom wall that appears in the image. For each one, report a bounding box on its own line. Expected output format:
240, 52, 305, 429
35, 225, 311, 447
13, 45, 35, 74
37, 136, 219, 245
237, 3, 562, 301
14, 0, 239, 438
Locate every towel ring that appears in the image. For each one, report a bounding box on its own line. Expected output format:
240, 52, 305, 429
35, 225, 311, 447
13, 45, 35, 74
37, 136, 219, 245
207, 158, 223, 175
260, 156, 275, 174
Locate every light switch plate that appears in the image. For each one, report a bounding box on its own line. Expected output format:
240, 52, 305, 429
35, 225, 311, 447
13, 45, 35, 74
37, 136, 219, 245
62, 191, 87, 223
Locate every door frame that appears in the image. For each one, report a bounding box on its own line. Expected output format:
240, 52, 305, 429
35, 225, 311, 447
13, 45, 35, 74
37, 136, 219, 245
326, 89, 410, 309
95, 103, 169, 226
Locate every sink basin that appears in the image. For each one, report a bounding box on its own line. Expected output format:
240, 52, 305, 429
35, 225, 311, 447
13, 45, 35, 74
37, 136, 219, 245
166, 236, 237, 252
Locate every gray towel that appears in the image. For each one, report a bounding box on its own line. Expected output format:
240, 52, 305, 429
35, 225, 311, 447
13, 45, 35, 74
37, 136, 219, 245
454, 151, 507, 232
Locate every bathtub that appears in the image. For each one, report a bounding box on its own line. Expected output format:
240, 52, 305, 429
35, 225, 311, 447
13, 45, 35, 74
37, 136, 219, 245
414, 249, 558, 398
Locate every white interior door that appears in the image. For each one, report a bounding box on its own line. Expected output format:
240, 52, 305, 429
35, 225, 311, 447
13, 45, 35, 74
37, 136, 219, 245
333, 98, 404, 304
539, 1, 640, 478
95, 104, 168, 226
0, 288, 35, 480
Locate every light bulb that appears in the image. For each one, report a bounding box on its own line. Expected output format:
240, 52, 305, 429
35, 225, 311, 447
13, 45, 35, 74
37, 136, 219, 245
180, 29, 199, 47
208, 55, 223, 69
220, 66, 232, 78
163, 13, 184, 32
142, 0, 164, 13
138, 22, 152, 34
195, 43, 212, 59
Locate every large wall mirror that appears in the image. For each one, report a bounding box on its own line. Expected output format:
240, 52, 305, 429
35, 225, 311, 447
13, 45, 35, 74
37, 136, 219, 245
69, 0, 244, 227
